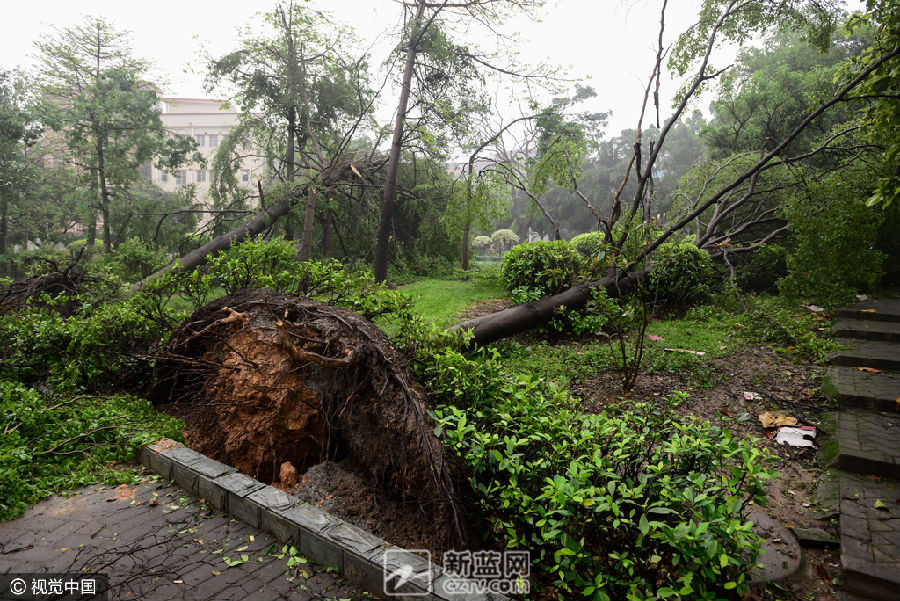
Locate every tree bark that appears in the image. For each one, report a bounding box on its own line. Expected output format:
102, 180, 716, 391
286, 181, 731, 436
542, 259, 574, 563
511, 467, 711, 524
0, 193, 8, 255
298, 187, 316, 261
460, 220, 470, 271
373, 0, 427, 282
96, 136, 112, 253
450, 269, 649, 346
322, 210, 332, 259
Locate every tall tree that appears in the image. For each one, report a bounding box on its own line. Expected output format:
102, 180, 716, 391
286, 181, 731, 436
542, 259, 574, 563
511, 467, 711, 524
0, 70, 39, 256
35, 16, 197, 253
373, 0, 547, 281
207, 1, 375, 259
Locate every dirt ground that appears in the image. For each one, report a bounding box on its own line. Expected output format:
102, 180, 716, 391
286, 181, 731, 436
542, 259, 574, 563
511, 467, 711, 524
574, 346, 842, 600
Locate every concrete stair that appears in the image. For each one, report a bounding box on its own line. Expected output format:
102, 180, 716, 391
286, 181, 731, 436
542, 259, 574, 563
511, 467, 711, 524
824, 299, 900, 601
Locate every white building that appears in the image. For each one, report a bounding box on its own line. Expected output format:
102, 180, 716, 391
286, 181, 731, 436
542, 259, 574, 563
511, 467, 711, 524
148, 98, 264, 205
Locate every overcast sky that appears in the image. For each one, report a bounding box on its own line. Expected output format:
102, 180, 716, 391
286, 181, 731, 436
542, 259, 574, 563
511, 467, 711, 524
0, 0, 852, 137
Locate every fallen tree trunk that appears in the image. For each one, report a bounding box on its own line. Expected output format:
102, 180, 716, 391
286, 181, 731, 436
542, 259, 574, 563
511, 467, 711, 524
450, 268, 650, 346
132, 188, 306, 292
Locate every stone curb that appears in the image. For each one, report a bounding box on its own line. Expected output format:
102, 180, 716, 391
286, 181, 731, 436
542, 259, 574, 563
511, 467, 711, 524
138, 440, 511, 601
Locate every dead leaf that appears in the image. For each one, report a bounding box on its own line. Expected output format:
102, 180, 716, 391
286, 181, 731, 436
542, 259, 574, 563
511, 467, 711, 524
212, 570, 222, 576
759, 411, 798, 428
350, 164, 362, 178
874, 499, 888, 511
148, 498, 159, 507
854, 366, 884, 373
861, 309, 877, 313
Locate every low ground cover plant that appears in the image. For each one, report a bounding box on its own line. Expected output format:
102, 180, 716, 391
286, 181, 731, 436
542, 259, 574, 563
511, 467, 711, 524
425, 349, 773, 601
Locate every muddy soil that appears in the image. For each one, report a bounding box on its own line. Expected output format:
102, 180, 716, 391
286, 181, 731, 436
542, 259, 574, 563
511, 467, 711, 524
575, 346, 842, 600
153, 290, 468, 558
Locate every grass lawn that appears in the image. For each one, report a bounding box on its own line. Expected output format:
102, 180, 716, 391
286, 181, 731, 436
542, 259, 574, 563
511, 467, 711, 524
399, 277, 506, 328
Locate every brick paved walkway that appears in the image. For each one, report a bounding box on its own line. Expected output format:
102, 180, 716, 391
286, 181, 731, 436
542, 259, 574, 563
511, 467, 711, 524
826, 298, 900, 600
0, 475, 370, 601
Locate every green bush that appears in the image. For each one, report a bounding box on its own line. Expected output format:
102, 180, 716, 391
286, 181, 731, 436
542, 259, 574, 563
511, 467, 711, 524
104, 237, 169, 281
648, 242, 715, 308
0, 296, 170, 391
0, 380, 183, 520
425, 350, 772, 601
207, 236, 299, 295
779, 179, 885, 308
570, 231, 606, 258
734, 244, 788, 293
500, 240, 587, 298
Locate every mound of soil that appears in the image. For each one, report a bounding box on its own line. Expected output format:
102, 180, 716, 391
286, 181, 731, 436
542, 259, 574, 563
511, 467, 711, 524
152, 290, 467, 553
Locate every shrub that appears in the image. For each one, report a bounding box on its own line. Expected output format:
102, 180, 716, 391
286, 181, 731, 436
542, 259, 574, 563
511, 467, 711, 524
500, 240, 587, 298
491, 228, 519, 253
779, 179, 885, 308
425, 350, 772, 601
0, 380, 183, 520
570, 231, 606, 258
734, 244, 788, 293
472, 235, 493, 252
648, 242, 715, 308
207, 236, 299, 295
104, 237, 169, 281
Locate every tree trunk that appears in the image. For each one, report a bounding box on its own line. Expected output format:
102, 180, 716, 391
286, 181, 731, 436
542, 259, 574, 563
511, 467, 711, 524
460, 220, 470, 271
450, 269, 649, 346
133, 186, 306, 291
373, 0, 427, 282
97, 138, 112, 253
0, 193, 8, 255
322, 211, 332, 259
284, 109, 297, 243
298, 188, 316, 261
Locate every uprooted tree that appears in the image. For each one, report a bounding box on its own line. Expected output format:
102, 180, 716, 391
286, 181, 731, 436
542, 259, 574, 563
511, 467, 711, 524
136, 0, 899, 343
150, 290, 469, 550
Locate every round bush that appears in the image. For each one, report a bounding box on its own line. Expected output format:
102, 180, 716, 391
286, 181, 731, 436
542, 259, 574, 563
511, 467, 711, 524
648, 241, 715, 308
500, 240, 587, 297
570, 231, 606, 258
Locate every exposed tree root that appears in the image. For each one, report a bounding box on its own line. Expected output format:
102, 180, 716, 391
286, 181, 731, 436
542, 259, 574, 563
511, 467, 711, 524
150, 289, 467, 550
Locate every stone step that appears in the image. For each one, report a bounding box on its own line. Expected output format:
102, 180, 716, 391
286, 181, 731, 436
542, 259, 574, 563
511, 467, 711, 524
836, 409, 900, 479
836, 299, 900, 324
826, 367, 900, 413
837, 470, 900, 601
827, 338, 900, 372
833, 319, 900, 343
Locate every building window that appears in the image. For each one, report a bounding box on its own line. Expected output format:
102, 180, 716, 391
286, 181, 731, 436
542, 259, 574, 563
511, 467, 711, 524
175, 170, 187, 185
196, 169, 207, 183
242, 170, 250, 182
194, 134, 205, 147
161, 172, 168, 183
209, 134, 218, 148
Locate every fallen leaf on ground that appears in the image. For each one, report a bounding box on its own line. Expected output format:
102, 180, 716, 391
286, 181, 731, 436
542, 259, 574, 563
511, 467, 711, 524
874, 499, 888, 510
759, 411, 798, 428
148, 499, 159, 506
861, 309, 877, 313
854, 366, 884, 373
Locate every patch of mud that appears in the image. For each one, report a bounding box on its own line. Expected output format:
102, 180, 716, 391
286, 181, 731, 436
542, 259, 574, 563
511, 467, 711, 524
458, 298, 515, 321
283, 460, 445, 554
